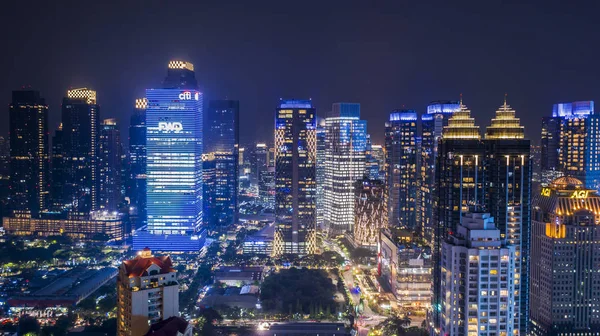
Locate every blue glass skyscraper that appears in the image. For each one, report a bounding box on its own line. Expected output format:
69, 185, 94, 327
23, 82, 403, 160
133, 61, 203, 251
203, 100, 239, 229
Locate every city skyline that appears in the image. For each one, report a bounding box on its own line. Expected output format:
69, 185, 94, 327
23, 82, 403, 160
3, 1, 600, 145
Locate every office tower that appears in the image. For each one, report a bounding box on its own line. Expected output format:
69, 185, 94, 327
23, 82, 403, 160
529, 177, 600, 335
316, 117, 326, 229
50, 124, 66, 210
255, 143, 268, 184
0, 136, 10, 217
364, 135, 381, 180
440, 212, 517, 336
558, 103, 600, 191
273, 99, 317, 255
127, 98, 147, 228
370, 144, 385, 179
322, 103, 367, 235
484, 100, 531, 332
134, 60, 203, 251
541, 101, 599, 190
353, 177, 387, 249
117, 248, 179, 336
268, 147, 275, 167
58, 88, 100, 213
259, 166, 275, 207
8, 90, 49, 217
99, 118, 122, 211
203, 100, 239, 228
419, 101, 460, 241
385, 110, 418, 229
433, 103, 486, 332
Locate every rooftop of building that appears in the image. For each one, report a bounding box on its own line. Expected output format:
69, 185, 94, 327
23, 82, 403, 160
145, 316, 190, 336
122, 248, 175, 278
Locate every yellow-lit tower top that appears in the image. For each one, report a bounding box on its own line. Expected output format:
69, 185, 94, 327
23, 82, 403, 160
135, 98, 148, 110
485, 96, 525, 139
442, 99, 481, 140
66, 88, 97, 104
167, 60, 194, 71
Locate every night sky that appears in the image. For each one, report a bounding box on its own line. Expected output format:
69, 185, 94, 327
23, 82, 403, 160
2, 0, 600, 145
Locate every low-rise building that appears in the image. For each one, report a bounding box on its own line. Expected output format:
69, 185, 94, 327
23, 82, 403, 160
3, 211, 126, 240
214, 266, 264, 286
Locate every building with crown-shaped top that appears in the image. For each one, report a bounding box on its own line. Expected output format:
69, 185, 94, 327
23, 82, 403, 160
432, 98, 531, 335
529, 176, 600, 335
484, 99, 531, 333
117, 248, 179, 336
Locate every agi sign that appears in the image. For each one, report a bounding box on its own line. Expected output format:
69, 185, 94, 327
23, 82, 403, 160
158, 122, 183, 132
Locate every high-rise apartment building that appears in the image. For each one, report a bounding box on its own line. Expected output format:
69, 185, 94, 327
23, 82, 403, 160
203, 100, 239, 228
50, 124, 65, 211
385, 110, 418, 229
127, 98, 147, 228
529, 177, 600, 335
440, 212, 517, 336
9, 90, 49, 217
353, 177, 387, 249
323, 103, 367, 235
273, 99, 317, 255
117, 248, 179, 336
59, 88, 100, 213
419, 101, 460, 241
99, 118, 122, 211
133, 60, 203, 251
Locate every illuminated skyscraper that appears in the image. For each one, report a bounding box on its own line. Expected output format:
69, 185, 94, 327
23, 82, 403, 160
9, 90, 49, 217
529, 177, 600, 335
432, 102, 485, 333
98, 118, 122, 211
432, 100, 531, 335
134, 61, 203, 251
419, 101, 460, 241
385, 110, 418, 229
59, 88, 100, 213
323, 103, 367, 235
316, 117, 326, 229
353, 177, 387, 249
203, 100, 239, 228
273, 99, 316, 255
127, 98, 147, 228
484, 100, 531, 334
255, 143, 268, 184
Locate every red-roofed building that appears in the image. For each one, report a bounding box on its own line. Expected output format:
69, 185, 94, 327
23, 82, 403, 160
117, 249, 179, 336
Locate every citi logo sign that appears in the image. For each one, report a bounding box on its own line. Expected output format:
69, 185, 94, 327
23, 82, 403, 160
179, 91, 199, 101
158, 122, 183, 132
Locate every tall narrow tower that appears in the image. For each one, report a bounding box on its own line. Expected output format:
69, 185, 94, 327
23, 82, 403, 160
9, 90, 49, 217
273, 99, 317, 255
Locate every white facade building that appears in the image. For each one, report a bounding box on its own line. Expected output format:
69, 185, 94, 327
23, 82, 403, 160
440, 213, 517, 336
117, 249, 180, 336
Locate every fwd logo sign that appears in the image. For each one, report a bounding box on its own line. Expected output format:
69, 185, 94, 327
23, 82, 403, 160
158, 122, 183, 132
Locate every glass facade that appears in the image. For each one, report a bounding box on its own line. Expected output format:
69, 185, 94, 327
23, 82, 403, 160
127, 98, 147, 229
9, 90, 49, 218
203, 100, 239, 228
323, 103, 367, 235
419, 101, 460, 241
273, 99, 316, 255
142, 88, 203, 250
385, 110, 418, 229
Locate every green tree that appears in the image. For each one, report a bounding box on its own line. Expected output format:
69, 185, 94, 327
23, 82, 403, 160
18, 315, 40, 335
